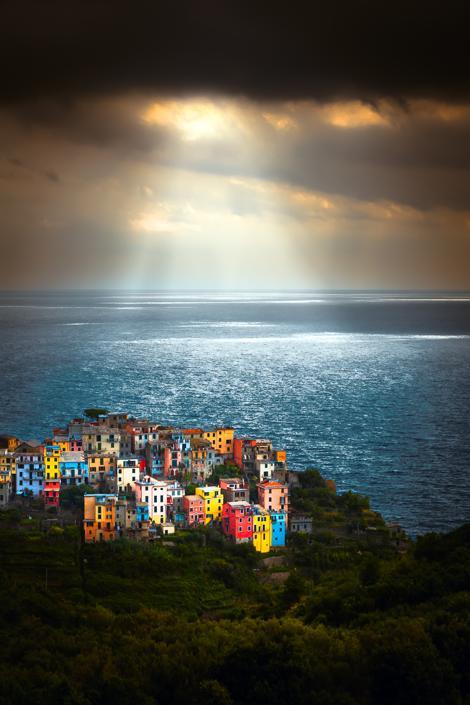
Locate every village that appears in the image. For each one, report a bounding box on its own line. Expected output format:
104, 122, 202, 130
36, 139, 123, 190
0, 410, 332, 553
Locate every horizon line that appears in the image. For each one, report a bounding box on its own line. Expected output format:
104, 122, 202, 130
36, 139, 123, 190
2, 287, 470, 294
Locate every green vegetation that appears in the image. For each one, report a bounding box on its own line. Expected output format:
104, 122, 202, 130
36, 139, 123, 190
59, 484, 98, 510
83, 408, 109, 420
1, 504, 470, 704
291, 468, 386, 536
207, 463, 243, 484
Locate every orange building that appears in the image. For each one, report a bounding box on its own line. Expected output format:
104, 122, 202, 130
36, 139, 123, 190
87, 453, 117, 489
52, 437, 71, 454
83, 493, 117, 542
181, 428, 203, 438
273, 449, 286, 464
0, 435, 20, 453
202, 427, 234, 456
257, 481, 289, 517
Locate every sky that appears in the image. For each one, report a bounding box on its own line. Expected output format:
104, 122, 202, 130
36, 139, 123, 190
1, 1, 470, 290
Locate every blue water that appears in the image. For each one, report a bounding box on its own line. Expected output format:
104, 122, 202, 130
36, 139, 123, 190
1, 290, 470, 535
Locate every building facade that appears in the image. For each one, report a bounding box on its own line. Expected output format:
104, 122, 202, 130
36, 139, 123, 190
183, 495, 205, 526
116, 458, 141, 492
222, 501, 253, 543
257, 481, 289, 517
87, 453, 117, 489
60, 452, 89, 487
44, 444, 61, 480
14, 443, 44, 496
270, 510, 286, 547
252, 505, 272, 553
195, 485, 223, 525
83, 493, 117, 542
44, 479, 60, 508
202, 427, 234, 457
134, 476, 168, 523
219, 477, 250, 504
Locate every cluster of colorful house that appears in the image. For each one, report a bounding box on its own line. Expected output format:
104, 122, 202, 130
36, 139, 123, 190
0, 412, 313, 552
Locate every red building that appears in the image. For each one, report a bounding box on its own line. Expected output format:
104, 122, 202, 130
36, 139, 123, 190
222, 501, 253, 544
183, 494, 205, 526
233, 438, 256, 469
44, 478, 60, 509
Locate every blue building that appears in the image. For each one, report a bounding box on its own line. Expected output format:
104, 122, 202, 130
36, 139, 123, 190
173, 510, 185, 525
270, 510, 286, 547
136, 502, 150, 523
14, 442, 45, 497
60, 451, 89, 486
145, 443, 164, 477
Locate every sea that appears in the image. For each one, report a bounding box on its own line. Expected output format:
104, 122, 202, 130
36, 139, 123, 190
1, 290, 470, 536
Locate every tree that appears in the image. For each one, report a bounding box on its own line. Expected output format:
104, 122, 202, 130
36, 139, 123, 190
60, 483, 98, 509
360, 555, 380, 586
280, 570, 306, 608
299, 469, 326, 489
208, 463, 242, 484
84, 407, 109, 419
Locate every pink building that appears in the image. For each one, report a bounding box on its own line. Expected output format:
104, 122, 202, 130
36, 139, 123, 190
163, 443, 183, 478
183, 495, 205, 526
222, 501, 253, 543
257, 481, 289, 517
134, 476, 168, 524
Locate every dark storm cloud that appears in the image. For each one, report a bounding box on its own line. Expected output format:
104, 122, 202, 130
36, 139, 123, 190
4, 95, 470, 211
260, 117, 470, 210
2, 154, 60, 184
2, 0, 470, 104
132, 104, 470, 211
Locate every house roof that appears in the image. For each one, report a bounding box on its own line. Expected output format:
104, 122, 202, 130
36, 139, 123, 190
257, 481, 287, 489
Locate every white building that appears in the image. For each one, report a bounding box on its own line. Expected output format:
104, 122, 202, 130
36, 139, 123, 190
256, 459, 275, 481
116, 458, 141, 492
163, 479, 185, 514
134, 475, 168, 524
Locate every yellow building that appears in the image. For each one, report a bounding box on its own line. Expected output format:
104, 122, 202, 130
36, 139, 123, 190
195, 485, 223, 524
0, 450, 15, 495
202, 427, 234, 456
52, 438, 71, 454
44, 445, 61, 480
0, 473, 12, 507
252, 505, 272, 553
0, 449, 15, 479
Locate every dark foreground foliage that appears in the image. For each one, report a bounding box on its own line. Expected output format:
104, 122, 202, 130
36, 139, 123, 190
1, 510, 470, 705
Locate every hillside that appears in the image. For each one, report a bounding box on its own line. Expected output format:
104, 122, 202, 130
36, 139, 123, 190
1, 506, 470, 705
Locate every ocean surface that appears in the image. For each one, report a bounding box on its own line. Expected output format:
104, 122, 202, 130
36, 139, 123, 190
1, 290, 470, 536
